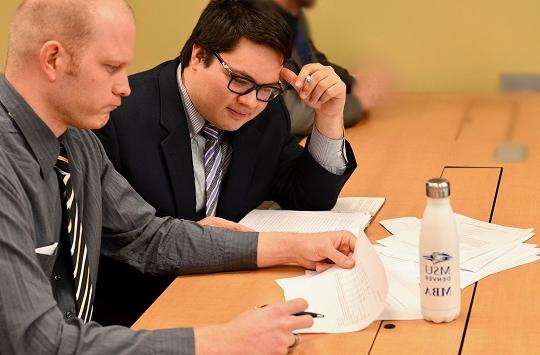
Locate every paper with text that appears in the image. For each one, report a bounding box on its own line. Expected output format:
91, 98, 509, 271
275, 231, 388, 333
378, 214, 535, 272
240, 209, 372, 235
331, 197, 385, 217
261, 197, 385, 221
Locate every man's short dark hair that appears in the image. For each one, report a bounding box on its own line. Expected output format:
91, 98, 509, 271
180, 0, 292, 67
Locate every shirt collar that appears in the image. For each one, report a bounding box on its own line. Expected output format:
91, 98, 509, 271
176, 63, 206, 139
0, 75, 61, 177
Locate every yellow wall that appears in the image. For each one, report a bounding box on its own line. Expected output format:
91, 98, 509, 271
309, 0, 540, 91
1, 0, 538, 91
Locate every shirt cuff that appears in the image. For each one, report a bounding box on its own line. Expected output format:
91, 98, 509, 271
217, 230, 259, 271
152, 328, 195, 354
307, 125, 348, 175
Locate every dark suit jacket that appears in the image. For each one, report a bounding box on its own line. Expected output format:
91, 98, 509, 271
93, 58, 357, 326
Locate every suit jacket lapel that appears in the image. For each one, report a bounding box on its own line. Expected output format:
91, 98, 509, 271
218, 123, 262, 221
157, 59, 197, 220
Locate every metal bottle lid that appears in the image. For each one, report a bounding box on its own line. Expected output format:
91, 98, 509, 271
425, 178, 451, 198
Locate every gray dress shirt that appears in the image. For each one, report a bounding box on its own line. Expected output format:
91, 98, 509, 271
176, 65, 348, 215
0, 75, 258, 354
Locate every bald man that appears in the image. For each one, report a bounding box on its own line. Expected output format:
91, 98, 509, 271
0, 0, 357, 354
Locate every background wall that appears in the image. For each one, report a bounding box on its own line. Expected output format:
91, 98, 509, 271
0, 0, 538, 91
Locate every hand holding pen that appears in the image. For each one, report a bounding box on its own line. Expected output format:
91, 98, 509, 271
293, 310, 325, 318
256, 304, 325, 318
281, 63, 346, 139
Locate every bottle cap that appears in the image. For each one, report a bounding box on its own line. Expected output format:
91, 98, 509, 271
425, 178, 450, 198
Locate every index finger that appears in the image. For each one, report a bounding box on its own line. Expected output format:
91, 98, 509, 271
279, 298, 309, 315
280, 67, 298, 87
294, 63, 322, 89
282, 299, 314, 330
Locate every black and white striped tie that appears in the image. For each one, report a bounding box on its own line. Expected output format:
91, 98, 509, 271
202, 123, 223, 216
55, 144, 94, 323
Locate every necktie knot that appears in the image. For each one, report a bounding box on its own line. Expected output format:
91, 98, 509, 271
202, 123, 221, 141
55, 144, 70, 174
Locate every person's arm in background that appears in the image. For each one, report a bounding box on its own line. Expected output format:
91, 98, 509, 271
283, 87, 362, 137
310, 41, 390, 121
310, 42, 356, 89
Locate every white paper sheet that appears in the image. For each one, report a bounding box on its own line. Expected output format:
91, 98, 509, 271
276, 231, 388, 333
377, 214, 535, 272
331, 197, 385, 217
240, 209, 372, 235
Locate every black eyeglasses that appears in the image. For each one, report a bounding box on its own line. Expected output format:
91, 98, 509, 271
213, 52, 283, 102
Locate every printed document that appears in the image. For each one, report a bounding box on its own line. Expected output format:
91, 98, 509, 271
276, 232, 388, 333
240, 207, 388, 333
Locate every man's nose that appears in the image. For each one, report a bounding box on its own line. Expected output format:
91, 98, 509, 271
236, 89, 259, 108
113, 71, 131, 97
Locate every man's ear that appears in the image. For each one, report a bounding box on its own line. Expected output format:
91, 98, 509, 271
39, 40, 65, 81
190, 43, 207, 69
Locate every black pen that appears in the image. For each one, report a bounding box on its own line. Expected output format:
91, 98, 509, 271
255, 305, 325, 318
294, 311, 325, 318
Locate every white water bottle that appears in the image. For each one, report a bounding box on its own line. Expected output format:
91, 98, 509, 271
419, 178, 460, 323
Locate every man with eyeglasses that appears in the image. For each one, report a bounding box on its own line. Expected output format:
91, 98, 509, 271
94, 0, 357, 327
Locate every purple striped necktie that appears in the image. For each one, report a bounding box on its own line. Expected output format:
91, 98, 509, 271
55, 144, 94, 323
202, 123, 223, 216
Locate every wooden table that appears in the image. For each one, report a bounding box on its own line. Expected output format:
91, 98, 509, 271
132, 93, 540, 354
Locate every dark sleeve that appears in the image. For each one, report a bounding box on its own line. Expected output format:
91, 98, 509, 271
310, 45, 366, 124
268, 100, 357, 210
0, 154, 194, 355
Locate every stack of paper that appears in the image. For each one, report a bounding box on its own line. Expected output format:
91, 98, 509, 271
242, 196, 385, 236
376, 214, 539, 320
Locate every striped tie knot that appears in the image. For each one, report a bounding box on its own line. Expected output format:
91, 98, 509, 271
55, 145, 70, 173
202, 123, 221, 141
